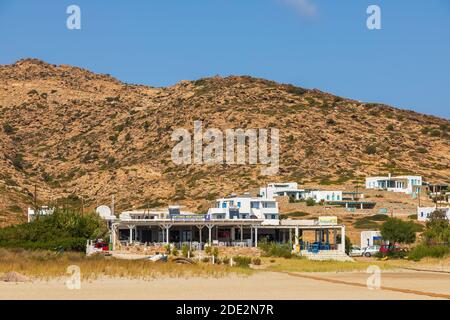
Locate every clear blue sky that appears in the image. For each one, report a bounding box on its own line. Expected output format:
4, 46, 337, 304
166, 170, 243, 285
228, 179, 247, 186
0, 0, 449, 118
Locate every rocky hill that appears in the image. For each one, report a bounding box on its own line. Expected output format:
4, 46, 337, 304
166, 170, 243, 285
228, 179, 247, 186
0, 59, 449, 226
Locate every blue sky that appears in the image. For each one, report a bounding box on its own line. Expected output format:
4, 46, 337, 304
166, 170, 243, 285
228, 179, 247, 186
0, 0, 449, 118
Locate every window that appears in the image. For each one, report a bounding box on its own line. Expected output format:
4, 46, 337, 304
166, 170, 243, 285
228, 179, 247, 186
337, 195, 340, 200
262, 202, 276, 208
222, 202, 227, 209
237, 202, 241, 208
326, 195, 330, 200
251, 202, 260, 209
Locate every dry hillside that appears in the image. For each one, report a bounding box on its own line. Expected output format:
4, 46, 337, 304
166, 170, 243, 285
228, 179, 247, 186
0, 59, 449, 226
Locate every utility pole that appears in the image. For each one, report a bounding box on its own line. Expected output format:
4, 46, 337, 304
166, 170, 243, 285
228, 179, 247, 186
111, 194, 115, 217
34, 184, 39, 221
81, 196, 84, 216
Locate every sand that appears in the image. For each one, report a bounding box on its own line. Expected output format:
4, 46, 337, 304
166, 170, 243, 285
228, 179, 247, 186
1, 271, 449, 300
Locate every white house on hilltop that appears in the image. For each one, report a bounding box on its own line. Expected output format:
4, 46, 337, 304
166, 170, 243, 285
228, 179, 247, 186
259, 183, 342, 203
366, 174, 422, 195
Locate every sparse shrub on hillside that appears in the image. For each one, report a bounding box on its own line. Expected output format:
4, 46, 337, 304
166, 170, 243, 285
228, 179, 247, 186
430, 129, 441, 137
2, 123, 16, 134
285, 84, 307, 96
386, 124, 395, 131
365, 145, 377, 155
416, 147, 428, 154
305, 198, 315, 206
11, 153, 25, 170
326, 118, 336, 126
285, 211, 308, 218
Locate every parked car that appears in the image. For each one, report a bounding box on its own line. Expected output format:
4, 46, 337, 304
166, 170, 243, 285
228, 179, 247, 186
362, 245, 381, 257
349, 245, 363, 257
379, 244, 401, 254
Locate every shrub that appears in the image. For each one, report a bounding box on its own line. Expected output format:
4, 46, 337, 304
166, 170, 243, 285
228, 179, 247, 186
365, 145, 377, 155
233, 256, 252, 267
259, 240, 292, 258
285, 211, 308, 218
2, 123, 16, 134
0, 209, 107, 251
172, 247, 179, 256
181, 244, 189, 257
212, 247, 219, 258
326, 118, 336, 126
305, 198, 315, 206
430, 129, 441, 137
204, 245, 212, 255
222, 257, 230, 265
252, 257, 261, 265
386, 124, 395, 131
416, 147, 428, 154
408, 244, 450, 261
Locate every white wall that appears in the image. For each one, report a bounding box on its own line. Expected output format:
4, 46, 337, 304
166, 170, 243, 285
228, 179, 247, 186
417, 207, 450, 222
360, 230, 381, 248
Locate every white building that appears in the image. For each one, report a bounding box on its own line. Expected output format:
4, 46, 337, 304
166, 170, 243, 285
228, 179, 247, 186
207, 196, 279, 224
259, 183, 342, 203
360, 230, 382, 248
27, 206, 54, 222
259, 182, 304, 200
417, 206, 450, 222
365, 174, 422, 194
308, 190, 343, 202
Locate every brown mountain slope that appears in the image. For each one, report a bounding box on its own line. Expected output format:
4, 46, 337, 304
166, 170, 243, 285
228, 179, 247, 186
0, 59, 449, 225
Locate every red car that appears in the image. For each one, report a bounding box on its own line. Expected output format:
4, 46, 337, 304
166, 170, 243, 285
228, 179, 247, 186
94, 241, 109, 251
379, 244, 401, 254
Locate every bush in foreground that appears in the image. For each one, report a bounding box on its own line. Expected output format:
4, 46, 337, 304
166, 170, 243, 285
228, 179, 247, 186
408, 244, 450, 261
259, 240, 292, 258
0, 209, 107, 251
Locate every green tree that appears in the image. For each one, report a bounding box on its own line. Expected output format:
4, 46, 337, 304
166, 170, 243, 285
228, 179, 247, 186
0, 208, 107, 251
423, 210, 450, 244
305, 198, 315, 206
380, 218, 417, 245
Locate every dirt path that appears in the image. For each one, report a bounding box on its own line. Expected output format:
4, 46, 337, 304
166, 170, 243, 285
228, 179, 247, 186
284, 271, 450, 299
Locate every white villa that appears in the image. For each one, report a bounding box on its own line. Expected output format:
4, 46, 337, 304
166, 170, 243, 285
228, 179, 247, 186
208, 196, 279, 224
260, 182, 303, 199
365, 174, 422, 194
259, 183, 342, 203
417, 206, 450, 222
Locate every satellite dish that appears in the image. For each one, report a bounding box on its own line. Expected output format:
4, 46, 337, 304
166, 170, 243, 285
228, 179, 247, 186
96, 205, 112, 219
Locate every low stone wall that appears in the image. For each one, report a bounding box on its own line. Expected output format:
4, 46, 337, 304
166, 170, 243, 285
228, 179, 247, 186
114, 243, 261, 257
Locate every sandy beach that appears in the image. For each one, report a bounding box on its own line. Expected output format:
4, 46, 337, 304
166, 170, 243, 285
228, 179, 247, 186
1, 271, 449, 300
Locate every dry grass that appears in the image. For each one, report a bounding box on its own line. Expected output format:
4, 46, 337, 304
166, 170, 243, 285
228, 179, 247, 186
0, 248, 252, 280
262, 257, 394, 273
